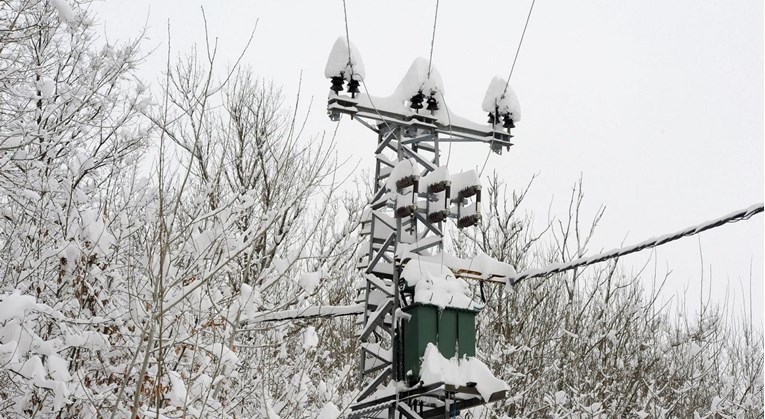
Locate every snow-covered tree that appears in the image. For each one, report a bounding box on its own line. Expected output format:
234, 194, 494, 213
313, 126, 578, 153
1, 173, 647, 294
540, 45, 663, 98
455, 176, 764, 418
108, 25, 365, 417
0, 0, 150, 415
0, 3, 363, 417
1, 2, 760, 418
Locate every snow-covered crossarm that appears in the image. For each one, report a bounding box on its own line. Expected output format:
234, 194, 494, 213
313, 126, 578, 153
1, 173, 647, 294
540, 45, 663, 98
243, 303, 364, 323
326, 56, 514, 153
398, 251, 516, 285
328, 93, 513, 150
510, 203, 764, 285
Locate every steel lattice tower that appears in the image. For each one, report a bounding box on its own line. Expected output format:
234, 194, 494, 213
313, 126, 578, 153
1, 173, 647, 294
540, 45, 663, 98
327, 66, 515, 418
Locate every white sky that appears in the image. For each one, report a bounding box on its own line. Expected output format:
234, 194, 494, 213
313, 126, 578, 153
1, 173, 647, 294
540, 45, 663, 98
91, 0, 763, 327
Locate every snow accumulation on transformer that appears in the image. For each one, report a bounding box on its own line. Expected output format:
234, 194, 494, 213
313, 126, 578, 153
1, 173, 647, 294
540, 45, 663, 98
400, 260, 476, 310
399, 251, 518, 309
398, 250, 517, 286
420, 343, 509, 403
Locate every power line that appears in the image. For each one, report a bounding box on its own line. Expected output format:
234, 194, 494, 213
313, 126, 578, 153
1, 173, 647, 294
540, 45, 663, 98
427, 0, 440, 79
509, 203, 764, 285
503, 0, 537, 95
242, 304, 364, 324
341, 0, 354, 75
244, 204, 763, 322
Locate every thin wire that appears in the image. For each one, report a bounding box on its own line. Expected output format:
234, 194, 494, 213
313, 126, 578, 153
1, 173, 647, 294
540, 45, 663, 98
503, 0, 536, 95
427, 0, 440, 79
360, 80, 396, 138
478, 147, 492, 177
510, 203, 765, 285
342, 0, 355, 75
440, 94, 455, 166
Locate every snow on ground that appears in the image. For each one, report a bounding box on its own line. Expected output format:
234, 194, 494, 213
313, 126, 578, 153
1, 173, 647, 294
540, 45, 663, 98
420, 343, 508, 402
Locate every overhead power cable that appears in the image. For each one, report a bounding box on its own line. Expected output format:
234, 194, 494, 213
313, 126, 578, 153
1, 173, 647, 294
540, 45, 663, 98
242, 303, 365, 324
427, 0, 440, 79
243, 204, 762, 322
509, 203, 764, 285
342, 0, 354, 74
503, 0, 537, 95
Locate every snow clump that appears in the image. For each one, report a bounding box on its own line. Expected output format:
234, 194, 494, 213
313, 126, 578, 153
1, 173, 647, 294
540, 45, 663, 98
303, 326, 319, 350
418, 166, 450, 194
386, 158, 418, 191
50, 0, 75, 23
420, 343, 508, 402
40, 78, 56, 98
298, 271, 322, 294
317, 402, 342, 419
0, 292, 38, 322
325, 37, 365, 80
393, 57, 445, 105
401, 260, 474, 310
449, 170, 480, 197
482, 76, 521, 122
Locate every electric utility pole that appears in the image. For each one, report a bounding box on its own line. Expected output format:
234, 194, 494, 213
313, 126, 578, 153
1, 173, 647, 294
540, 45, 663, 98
326, 44, 518, 418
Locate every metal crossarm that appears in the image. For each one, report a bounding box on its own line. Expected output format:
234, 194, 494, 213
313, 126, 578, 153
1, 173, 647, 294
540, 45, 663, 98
328, 96, 514, 151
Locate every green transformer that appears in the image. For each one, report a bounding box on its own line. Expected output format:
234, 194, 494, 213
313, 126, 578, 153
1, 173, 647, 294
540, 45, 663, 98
401, 303, 477, 385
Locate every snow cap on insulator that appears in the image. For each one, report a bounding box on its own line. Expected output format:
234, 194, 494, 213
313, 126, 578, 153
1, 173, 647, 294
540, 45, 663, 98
482, 76, 521, 123
394, 57, 445, 111
324, 37, 366, 81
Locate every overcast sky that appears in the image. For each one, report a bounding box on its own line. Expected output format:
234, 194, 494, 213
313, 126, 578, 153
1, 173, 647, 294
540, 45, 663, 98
92, 0, 763, 326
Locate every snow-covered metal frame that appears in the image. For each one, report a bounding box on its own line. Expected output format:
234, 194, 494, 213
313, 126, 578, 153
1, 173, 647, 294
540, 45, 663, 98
330, 92, 512, 418
327, 95, 514, 154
